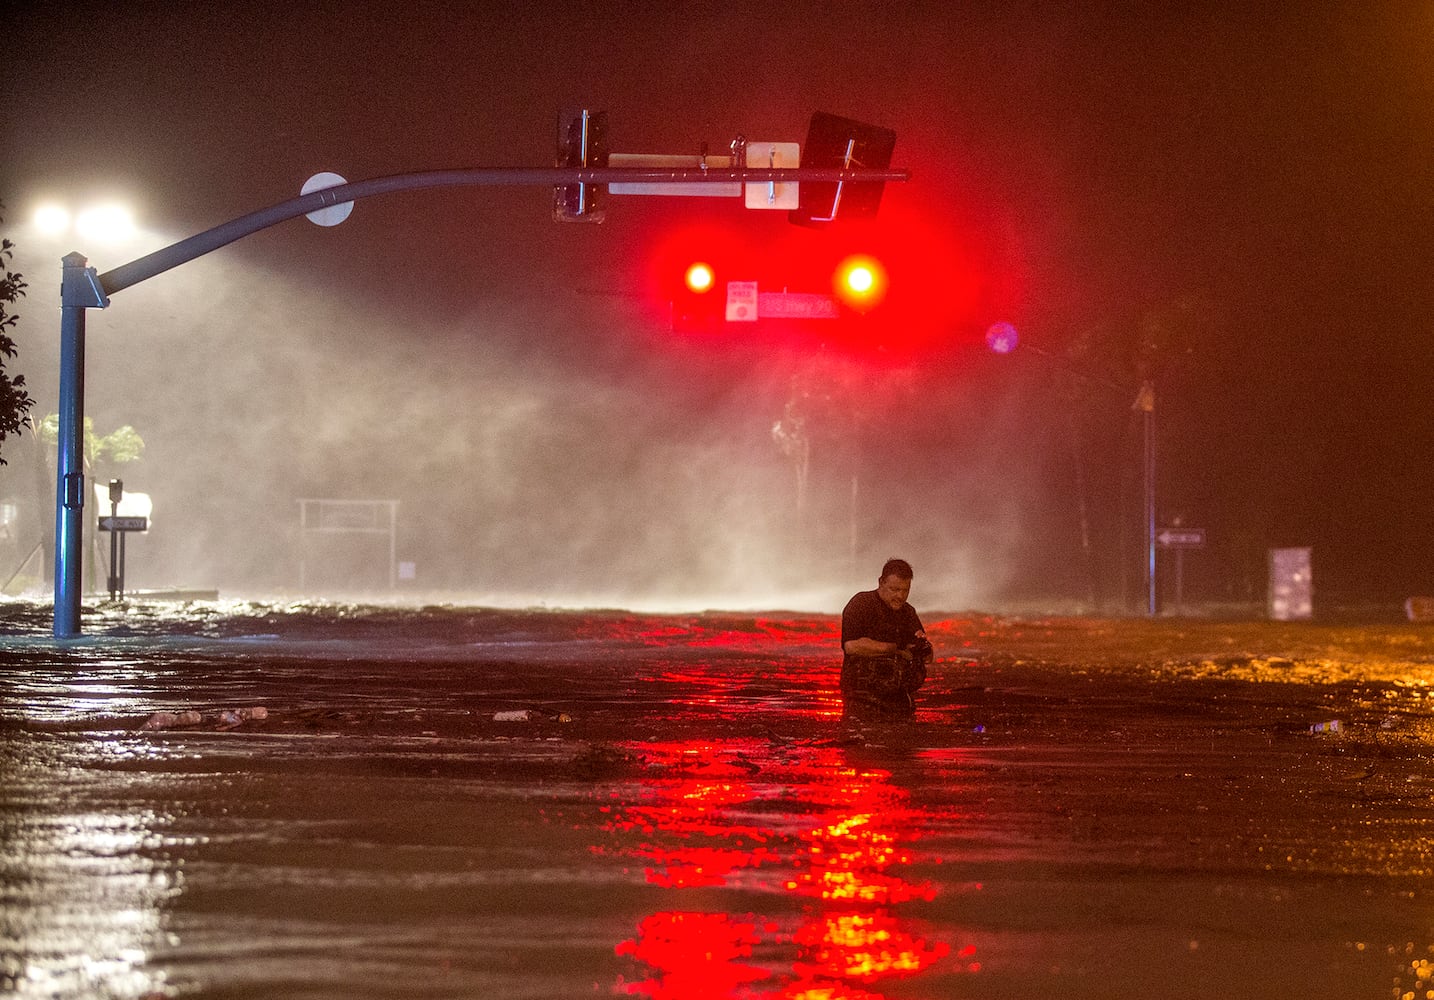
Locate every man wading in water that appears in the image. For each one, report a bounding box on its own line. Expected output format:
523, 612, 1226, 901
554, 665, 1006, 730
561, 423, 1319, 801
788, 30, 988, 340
840, 558, 934, 721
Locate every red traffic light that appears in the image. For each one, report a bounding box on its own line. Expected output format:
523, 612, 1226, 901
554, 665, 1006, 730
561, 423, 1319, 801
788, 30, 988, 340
833, 254, 887, 312
684, 262, 716, 294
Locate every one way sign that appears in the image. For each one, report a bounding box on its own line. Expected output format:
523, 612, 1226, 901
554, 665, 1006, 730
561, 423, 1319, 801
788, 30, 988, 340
98, 516, 148, 532
1157, 527, 1205, 548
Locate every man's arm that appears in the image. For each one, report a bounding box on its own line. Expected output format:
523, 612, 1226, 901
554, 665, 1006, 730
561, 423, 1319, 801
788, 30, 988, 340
843, 637, 899, 656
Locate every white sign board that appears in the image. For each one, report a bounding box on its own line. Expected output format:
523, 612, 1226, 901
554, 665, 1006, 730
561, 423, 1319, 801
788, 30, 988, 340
608, 153, 740, 197
609, 143, 799, 206
757, 291, 840, 320
1157, 528, 1206, 548
725, 281, 759, 322
301, 172, 354, 227
1268, 546, 1313, 620
98, 516, 148, 532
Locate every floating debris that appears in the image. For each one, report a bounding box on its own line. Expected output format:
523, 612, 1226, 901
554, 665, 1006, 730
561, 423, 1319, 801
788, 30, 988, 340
140, 710, 202, 731
140, 707, 268, 731
217, 706, 268, 730
493, 708, 572, 723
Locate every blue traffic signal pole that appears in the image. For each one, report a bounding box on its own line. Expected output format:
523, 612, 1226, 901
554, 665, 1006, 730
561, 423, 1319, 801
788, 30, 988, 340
54, 253, 108, 637
50, 163, 908, 637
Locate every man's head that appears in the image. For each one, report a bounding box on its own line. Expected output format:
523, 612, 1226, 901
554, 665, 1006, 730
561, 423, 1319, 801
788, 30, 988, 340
876, 558, 914, 610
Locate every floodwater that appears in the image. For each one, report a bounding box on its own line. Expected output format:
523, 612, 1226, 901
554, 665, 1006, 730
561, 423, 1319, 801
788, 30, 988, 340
5, 601, 1434, 999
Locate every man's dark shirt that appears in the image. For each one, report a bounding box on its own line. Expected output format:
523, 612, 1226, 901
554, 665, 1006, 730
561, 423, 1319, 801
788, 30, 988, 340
840, 588, 924, 658
840, 589, 927, 719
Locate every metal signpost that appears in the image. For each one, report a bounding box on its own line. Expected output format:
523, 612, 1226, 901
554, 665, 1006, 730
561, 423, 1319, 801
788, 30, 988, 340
48, 111, 909, 636
1156, 526, 1206, 615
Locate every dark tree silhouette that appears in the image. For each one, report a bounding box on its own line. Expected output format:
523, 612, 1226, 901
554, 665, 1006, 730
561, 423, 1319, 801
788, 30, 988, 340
0, 204, 36, 465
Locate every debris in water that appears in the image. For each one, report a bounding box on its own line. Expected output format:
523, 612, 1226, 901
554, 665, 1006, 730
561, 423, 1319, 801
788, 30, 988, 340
217, 707, 269, 730
140, 707, 268, 731
140, 710, 202, 731
1309, 719, 1343, 735
493, 708, 572, 723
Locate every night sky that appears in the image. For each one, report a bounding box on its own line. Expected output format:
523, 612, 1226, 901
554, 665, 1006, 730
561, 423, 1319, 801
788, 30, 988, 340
3, 2, 1433, 614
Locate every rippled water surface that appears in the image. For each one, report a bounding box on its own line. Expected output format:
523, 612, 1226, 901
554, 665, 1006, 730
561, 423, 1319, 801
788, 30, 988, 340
6, 600, 1434, 998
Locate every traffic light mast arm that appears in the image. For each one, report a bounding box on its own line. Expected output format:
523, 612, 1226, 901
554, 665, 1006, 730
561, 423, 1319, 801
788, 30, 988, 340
60, 157, 909, 637
97, 166, 909, 296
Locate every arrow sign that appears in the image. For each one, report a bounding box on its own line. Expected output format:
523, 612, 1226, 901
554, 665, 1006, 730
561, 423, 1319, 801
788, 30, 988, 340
99, 516, 148, 532
1157, 527, 1205, 548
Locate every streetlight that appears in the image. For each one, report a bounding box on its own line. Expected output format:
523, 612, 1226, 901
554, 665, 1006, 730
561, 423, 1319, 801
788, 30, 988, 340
13, 201, 144, 624
33, 202, 137, 244
23, 199, 142, 635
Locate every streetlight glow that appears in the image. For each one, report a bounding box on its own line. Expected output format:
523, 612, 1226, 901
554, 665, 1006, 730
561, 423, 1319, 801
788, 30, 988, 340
34, 204, 72, 237
33, 202, 138, 243
75, 204, 136, 243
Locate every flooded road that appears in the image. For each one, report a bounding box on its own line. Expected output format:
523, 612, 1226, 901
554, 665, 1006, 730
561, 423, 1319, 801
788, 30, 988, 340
5, 601, 1434, 998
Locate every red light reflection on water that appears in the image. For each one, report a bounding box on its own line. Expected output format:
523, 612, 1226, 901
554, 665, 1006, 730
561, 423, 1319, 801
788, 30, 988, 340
603, 745, 776, 890
616, 911, 775, 998
787, 766, 935, 907
569, 614, 837, 651
605, 741, 969, 998
563, 613, 852, 722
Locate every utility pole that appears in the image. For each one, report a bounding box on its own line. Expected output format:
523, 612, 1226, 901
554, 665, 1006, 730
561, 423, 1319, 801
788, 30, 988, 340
1135, 379, 1156, 616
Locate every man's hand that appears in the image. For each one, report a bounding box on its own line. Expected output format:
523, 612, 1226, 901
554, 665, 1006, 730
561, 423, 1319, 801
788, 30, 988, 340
844, 637, 899, 656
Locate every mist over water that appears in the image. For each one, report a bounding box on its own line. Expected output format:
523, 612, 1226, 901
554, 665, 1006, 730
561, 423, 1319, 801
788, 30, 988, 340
3, 222, 1053, 614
